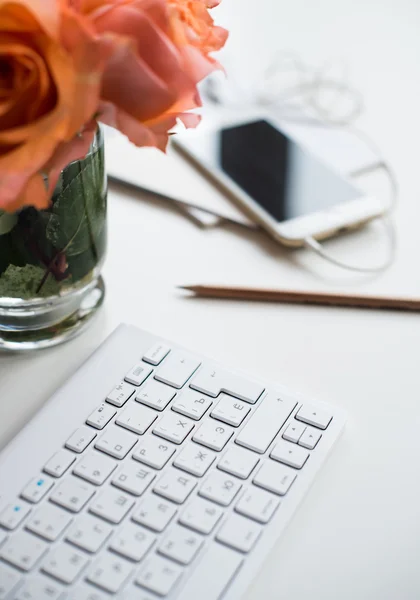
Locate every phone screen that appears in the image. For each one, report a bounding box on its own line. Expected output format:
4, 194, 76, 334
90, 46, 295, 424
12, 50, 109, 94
179, 119, 361, 223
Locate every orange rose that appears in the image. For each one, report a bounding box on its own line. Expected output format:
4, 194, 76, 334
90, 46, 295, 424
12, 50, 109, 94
0, 0, 108, 212
77, 0, 228, 149
168, 0, 228, 79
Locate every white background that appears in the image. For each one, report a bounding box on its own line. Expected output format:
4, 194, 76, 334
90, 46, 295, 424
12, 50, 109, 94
1, 0, 420, 598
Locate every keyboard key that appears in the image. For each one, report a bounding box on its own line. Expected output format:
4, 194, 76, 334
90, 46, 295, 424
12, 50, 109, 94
14, 575, 63, 600
67, 585, 109, 600
282, 421, 306, 443
0, 530, 7, 546
253, 462, 297, 496
86, 403, 116, 430
132, 437, 176, 470
125, 363, 153, 386
190, 366, 264, 403
42, 544, 88, 584
87, 553, 132, 593
109, 524, 155, 562
171, 389, 213, 420
154, 350, 201, 389
154, 470, 196, 504
296, 404, 332, 430
106, 381, 136, 407
299, 426, 322, 449
44, 449, 76, 477
50, 478, 95, 513
235, 391, 297, 454
66, 515, 112, 553
143, 342, 171, 365
112, 463, 156, 496
270, 440, 309, 469
21, 476, 54, 503
192, 420, 233, 451
199, 471, 242, 506
173, 442, 216, 477
66, 426, 97, 453
179, 497, 223, 534
235, 488, 280, 523
153, 412, 195, 444
0, 563, 21, 599
0, 531, 47, 571
211, 394, 250, 427
136, 379, 176, 411
116, 403, 157, 434
132, 497, 177, 532
89, 489, 134, 524
95, 426, 137, 459
135, 555, 182, 596
218, 447, 259, 479
176, 543, 243, 600
26, 504, 72, 541
73, 452, 117, 485
216, 514, 261, 553
0, 502, 31, 530
158, 525, 203, 565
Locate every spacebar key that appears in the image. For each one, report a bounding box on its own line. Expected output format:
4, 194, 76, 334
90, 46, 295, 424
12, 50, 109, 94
180, 543, 243, 600
236, 391, 297, 454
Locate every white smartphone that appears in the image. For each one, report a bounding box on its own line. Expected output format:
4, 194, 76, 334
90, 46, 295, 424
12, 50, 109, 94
174, 118, 384, 246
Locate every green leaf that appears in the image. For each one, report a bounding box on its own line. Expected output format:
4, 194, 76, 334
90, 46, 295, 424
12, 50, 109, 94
66, 224, 107, 282
46, 150, 106, 258
0, 264, 61, 299
44, 213, 60, 243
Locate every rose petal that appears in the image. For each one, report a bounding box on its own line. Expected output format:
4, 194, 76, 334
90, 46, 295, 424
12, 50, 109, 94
0, 122, 96, 212
59, 6, 110, 136
100, 34, 177, 122
0, 170, 48, 212
16, 172, 49, 211
179, 45, 219, 81
175, 112, 201, 129
133, 0, 173, 35
150, 112, 201, 148
94, 4, 196, 103
0, 36, 72, 147
0, 39, 53, 129
0, 0, 59, 39
45, 121, 97, 194
78, 0, 114, 15
99, 100, 157, 147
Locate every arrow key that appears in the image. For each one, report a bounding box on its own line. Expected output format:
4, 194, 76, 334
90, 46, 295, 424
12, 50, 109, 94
270, 440, 309, 469
282, 421, 306, 444
296, 405, 332, 430
299, 426, 322, 449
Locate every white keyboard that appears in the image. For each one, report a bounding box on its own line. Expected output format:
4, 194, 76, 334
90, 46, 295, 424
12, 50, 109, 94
0, 324, 345, 600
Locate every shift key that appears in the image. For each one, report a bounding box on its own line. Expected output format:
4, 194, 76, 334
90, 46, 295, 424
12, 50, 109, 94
235, 392, 297, 454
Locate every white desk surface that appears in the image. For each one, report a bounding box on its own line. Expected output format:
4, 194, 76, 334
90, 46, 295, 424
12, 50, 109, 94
1, 0, 420, 598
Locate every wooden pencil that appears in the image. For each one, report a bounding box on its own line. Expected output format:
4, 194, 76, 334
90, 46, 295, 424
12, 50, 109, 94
178, 285, 420, 311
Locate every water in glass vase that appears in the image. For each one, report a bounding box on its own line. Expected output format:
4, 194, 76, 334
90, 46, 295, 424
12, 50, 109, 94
0, 127, 107, 350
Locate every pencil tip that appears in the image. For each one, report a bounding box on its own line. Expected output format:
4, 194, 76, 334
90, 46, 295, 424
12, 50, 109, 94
177, 285, 193, 291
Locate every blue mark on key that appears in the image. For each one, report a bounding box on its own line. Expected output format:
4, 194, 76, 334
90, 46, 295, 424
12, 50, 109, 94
13, 506, 21, 512
36, 479, 44, 487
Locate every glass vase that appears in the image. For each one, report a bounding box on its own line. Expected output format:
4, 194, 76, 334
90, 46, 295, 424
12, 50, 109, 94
0, 127, 106, 350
